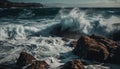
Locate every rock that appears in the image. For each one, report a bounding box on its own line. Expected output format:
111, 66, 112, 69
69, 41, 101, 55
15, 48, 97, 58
0, 65, 10, 69
26, 61, 48, 69
16, 52, 36, 67
61, 59, 84, 69
73, 34, 120, 64
0, 0, 43, 8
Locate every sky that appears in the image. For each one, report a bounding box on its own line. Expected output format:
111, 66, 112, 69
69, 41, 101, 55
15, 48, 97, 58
9, 0, 120, 7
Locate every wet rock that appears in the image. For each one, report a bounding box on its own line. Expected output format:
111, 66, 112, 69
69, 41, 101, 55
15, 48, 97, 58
73, 34, 120, 64
26, 61, 48, 69
16, 52, 36, 67
0, 65, 10, 69
61, 59, 84, 69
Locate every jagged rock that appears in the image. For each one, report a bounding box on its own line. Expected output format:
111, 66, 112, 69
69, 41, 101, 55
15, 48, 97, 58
73, 34, 120, 64
16, 52, 36, 67
61, 59, 84, 69
26, 61, 48, 69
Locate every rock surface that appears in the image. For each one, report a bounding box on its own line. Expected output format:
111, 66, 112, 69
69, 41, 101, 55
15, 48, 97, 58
26, 61, 48, 69
16, 52, 36, 66
0, 65, 10, 69
61, 59, 84, 69
73, 34, 120, 64
16, 52, 49, 69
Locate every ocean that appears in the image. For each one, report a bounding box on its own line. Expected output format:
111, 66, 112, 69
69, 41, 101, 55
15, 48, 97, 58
0, 8, 120, 69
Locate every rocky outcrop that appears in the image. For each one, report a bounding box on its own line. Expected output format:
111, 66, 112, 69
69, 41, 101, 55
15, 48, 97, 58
17, 52, 36, 66
16, 52, 49, 69
61, 59, 84, 69
0, 0, 43, 8
73, 34, 120, 64
26, 61, 48, 69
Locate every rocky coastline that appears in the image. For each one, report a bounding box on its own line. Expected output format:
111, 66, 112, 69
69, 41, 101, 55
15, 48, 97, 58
0, 0, 43, 8
0, 34, 120, 69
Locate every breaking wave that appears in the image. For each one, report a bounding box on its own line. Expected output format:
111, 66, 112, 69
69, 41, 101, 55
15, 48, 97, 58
54, 8, 120, 36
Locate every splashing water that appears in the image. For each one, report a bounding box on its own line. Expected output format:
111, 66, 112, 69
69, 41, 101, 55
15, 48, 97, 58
56, 8, 120, 36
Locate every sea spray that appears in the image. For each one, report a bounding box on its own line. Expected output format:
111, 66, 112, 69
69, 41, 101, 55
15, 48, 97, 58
55, 8, 120, 36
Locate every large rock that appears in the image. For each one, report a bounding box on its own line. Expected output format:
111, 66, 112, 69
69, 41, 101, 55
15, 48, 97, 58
73, 34, 120, 64
26, 61, 48, 69
16, 52, 36, 66
61, 59, 84, 69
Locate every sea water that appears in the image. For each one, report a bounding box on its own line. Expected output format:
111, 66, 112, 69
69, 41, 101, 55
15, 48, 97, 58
0, 8, 120, 69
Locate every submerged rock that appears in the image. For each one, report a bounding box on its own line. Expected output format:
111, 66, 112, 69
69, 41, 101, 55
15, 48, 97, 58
16, 52, 36, 66
61, 59, 84, 69
73, 34, 120, 64
26, 61, 48, 69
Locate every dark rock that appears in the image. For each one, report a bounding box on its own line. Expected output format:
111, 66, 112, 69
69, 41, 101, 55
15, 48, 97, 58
0, 65, 10, 69
61, 59, 84, 69
0, 0, 43, 8
73, 34, 120, 64
16, 52, 36, 67
26, 61, 48, 69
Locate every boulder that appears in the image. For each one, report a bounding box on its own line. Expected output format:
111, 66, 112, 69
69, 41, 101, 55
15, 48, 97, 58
61, 59, 84, 69
16, 52, 36, 66
73, 34, 120, 64
26, 61, 48, 69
